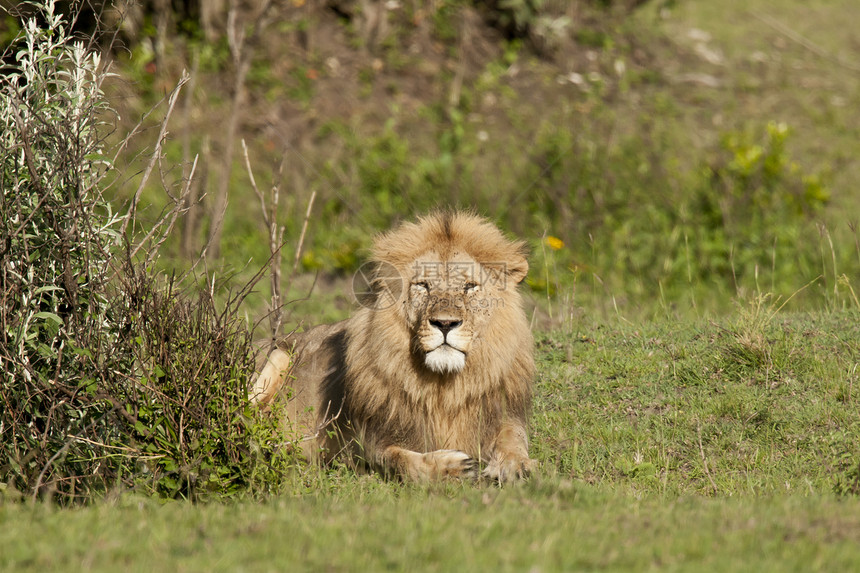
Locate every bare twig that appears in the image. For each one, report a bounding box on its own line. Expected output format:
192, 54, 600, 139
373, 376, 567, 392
750, 11, 860, 75
243, 139, 267, 226
291, 190, 317, 277
132, 155, 199, 268
296, 401, 343, 444
106, 92, 172, 186
243, 139, 287, 339
268, 166, 286, 339
181, 135, 210, 259
119, 72, 190, 238
32, 440, 72, 502
66, 435, 140, 453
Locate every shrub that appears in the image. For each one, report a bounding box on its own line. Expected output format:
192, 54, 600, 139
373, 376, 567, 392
1, 0, 123, 501
0, 1, 294, 503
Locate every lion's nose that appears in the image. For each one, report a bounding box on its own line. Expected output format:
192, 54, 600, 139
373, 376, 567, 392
430, 319, 462, 336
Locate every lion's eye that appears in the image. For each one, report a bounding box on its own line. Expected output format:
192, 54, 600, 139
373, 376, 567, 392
464, 282, 479, 293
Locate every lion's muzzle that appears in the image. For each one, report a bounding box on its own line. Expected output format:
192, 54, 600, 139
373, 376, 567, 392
422, 314, 470, 374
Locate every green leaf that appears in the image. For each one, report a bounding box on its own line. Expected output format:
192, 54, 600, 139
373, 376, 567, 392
33, 311, 63, 325
67, 341, 93, 359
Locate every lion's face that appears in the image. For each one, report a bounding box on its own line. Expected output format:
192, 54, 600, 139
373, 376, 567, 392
404, 251, 501, 374
365, 211, 529, 378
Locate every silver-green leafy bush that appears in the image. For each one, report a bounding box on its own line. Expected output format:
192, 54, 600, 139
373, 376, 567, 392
1, 0, 126, 500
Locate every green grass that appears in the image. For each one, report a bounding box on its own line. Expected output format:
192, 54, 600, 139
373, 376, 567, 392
4, 309, 860, 571
4, 488, 860, 572
533, 308, 860, 497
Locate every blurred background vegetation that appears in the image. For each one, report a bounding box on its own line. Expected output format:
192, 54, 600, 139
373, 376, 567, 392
5, 0, 857, 328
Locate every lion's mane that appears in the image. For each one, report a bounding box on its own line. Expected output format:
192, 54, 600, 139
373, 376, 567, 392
345, 212, 534, 458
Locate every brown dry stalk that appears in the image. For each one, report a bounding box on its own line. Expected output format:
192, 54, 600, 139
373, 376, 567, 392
291, 190, 317, 277
120, 72, 189, 238
242, 139, 286, 340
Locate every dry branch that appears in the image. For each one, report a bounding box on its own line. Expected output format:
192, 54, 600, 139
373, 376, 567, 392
119, 72, 190, 238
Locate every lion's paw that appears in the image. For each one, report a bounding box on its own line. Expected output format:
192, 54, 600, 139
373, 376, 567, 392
421, 449, 479, 481
482, 456, 535, 483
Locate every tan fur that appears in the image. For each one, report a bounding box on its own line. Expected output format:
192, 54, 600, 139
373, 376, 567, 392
251, 211, 535, 482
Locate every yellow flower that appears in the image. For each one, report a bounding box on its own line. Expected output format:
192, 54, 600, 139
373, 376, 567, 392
545, 236, 564, 251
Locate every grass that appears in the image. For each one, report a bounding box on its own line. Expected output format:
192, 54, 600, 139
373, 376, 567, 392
4, 488, 860, 571
3, 308, 860, 571
533, 308, 860, 497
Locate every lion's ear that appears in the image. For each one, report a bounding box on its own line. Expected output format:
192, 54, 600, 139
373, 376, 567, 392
506, 256, 529, 285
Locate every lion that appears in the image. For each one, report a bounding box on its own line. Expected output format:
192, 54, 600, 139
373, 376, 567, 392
250, 211, 535, 482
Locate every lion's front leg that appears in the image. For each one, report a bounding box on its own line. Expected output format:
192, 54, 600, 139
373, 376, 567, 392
250, 348, 291, 406
378, 445, 479, 482
483, 421, 535, 483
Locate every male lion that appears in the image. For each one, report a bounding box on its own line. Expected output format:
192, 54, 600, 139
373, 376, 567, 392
251, 211, 535, 482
